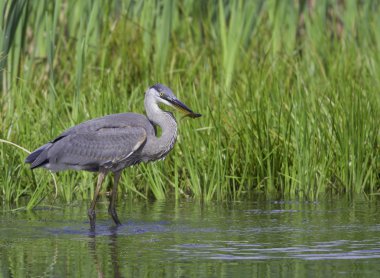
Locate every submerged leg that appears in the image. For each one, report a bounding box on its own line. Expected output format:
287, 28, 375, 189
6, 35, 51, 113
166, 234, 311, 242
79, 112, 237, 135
88, 170, 106, 229
108, 171, 122, 225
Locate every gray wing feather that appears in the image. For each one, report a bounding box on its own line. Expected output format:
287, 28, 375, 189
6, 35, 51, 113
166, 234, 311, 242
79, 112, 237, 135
27, 113, 155, 172
47, 126, 146, 170
59, 113, 155, 138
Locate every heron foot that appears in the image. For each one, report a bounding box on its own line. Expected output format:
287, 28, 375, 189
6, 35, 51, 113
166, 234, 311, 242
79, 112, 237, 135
88, 208, 96, 229
108, 207, 122, 225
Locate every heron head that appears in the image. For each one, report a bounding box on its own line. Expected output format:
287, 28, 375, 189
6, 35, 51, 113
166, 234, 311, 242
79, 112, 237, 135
148, 83, 201, 118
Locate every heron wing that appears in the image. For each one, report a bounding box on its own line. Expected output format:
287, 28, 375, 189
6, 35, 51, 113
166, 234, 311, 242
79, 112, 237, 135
58, 113, 156, 138
27, 113, 155, 171
39, 126, 147, 171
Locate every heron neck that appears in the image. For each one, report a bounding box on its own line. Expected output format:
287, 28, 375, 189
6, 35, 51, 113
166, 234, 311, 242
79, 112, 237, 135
144, 95, 178, 158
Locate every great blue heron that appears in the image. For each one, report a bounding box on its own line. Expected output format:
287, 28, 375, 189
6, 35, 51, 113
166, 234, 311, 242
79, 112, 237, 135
25, 84, 201, 228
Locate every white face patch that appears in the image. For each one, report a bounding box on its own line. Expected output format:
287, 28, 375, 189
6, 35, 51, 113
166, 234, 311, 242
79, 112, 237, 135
149, 88, 174, 108
157, 97, 173, 108
145, 87, 178, 119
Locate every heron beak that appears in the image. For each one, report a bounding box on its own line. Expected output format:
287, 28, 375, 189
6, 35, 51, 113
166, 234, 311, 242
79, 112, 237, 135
169, 98, 201, 118
160, 94, 201, 118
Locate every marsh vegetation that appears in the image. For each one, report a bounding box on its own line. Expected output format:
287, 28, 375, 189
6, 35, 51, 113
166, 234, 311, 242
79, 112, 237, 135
0, 0, 379, 209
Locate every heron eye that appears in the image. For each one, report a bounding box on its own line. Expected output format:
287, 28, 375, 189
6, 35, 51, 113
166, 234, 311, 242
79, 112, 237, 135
159, 92, 164, 97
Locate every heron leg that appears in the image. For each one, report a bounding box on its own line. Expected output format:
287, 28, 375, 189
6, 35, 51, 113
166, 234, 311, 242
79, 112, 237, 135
88, 170, 106, 229
108, 171, 122, 225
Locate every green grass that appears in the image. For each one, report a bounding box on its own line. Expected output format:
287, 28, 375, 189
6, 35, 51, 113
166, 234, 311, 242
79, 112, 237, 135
1, 0, 379, 209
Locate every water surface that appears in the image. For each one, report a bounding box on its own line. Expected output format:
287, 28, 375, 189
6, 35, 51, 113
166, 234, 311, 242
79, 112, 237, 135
1, 197, 380, 277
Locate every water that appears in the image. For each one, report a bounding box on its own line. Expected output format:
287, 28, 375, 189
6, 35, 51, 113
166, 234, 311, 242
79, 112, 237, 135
1, 197, 380, 277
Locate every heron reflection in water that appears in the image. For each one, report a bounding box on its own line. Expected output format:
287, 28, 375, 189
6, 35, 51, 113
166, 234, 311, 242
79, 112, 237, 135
25, 84, 201, 228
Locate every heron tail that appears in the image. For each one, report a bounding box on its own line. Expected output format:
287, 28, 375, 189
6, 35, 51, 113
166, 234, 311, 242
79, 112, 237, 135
25, 143, 52, 169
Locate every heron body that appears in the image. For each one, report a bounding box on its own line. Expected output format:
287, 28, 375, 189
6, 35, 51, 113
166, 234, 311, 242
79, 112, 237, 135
25, 84, 201, 228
